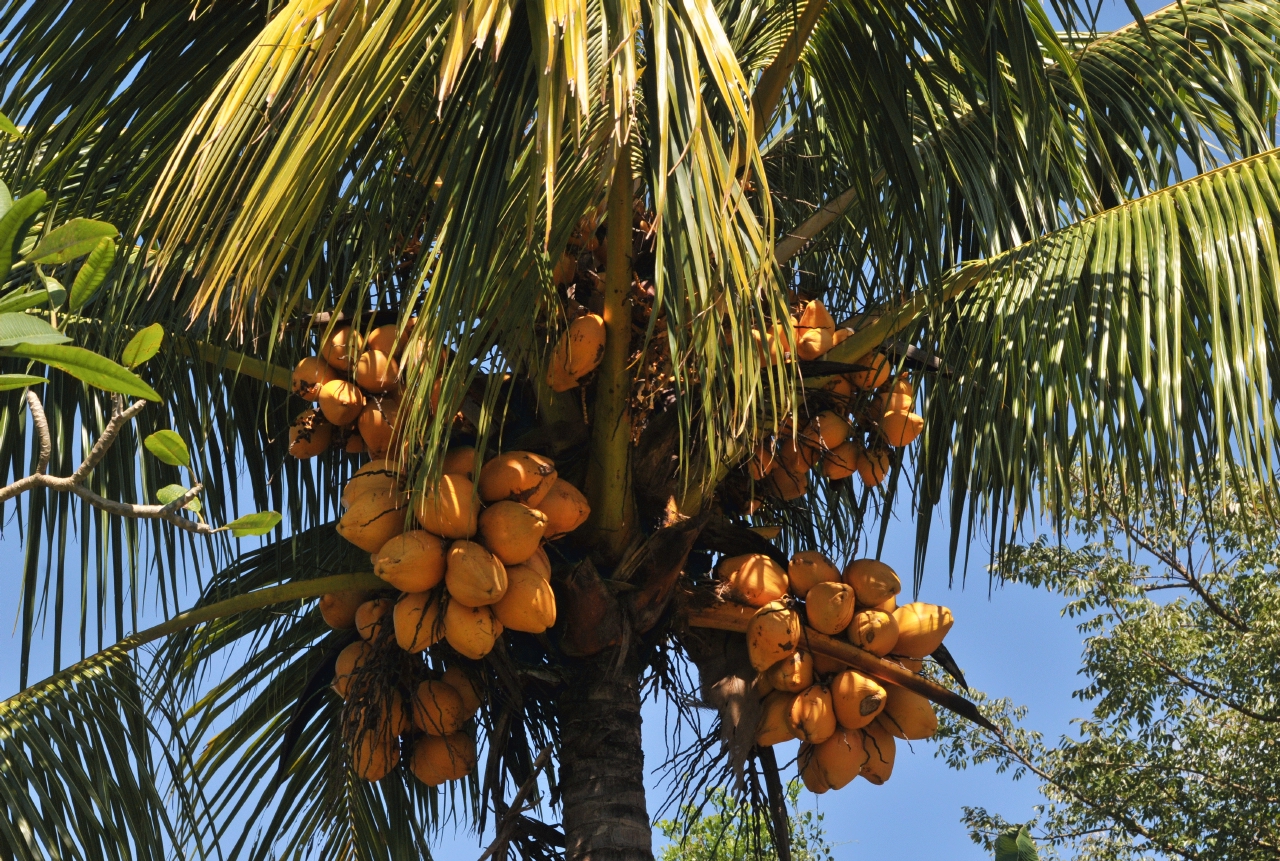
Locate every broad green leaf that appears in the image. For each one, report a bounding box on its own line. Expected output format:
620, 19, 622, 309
143, 430, 190, 467
156, 484, 201, 513
0, 179, 13, 220
226, 511, 282, 537
121, 323, 164, 368
2, 343, 160, 401
0, 373, 47, 391
69, 237, 116, 310
0, 288, 53, 314
0, 312, 70, 347
26, 218, 118, 265
0, 189, 46, 282
0, 112, 19, 137
994, 825, 1039, 861
34, 267, 65, 308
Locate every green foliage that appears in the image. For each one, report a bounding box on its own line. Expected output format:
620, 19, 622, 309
656, 780, 834, 861
934, 483, 1280, 860
121, 322, 163, 368
995, 825, 1040, 861
26, 217, 117, 264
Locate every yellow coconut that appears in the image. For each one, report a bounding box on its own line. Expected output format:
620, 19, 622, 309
393, 590, 444, 652
880, 685, 938, 740
874, 595, 898, 614
375, 531, 447, 592
788, 551, 840, 598
753, 672, 776, 699
523, 546, 552, 581
350, 728, 400, 782
804, 581, 857, 636
746, 601, 802, 672
492, 564, 557, 633
787, 685, 837, 744
718, 554, 789, 607
798, 743, 830, 794
332, 641, 374, 698
445, 541, 508, 607
478, 452, 557, 506
357, 397, 399, 457
536, 478, 590, 539
318, 379, 365, 426
355, 597, 394, 641
478, 501, 548, 565
414, 474, 481, 539
320, 589, 372, 629
808, 411, 851, 451
821, 439, 861, 480
796, 326, 834, 361
766, 650, 814, 693
847, 609, 899, 656
321, 325, 363, 371
366, 322, 412, 357
830, 669, 887, 730
547, 313, 607, 392
345, 431, 366, 454
409, 733, 477, 786
841, 558, 902, 607
811, 651, 847, 676
848, 352, 891, 390
880, 411, 924, 447
822, 374, 854, 400
755, 691, 798, 747
857, 446, 891, 486
859, 718, 896, 784
443, 600, 499, 660
815, 727, 868, 790
441, 666, 482, 719
764, 465, 809, 500
412, 680, 467, 735
748, 440, 778, 481
342, 459, 402, 508
442, 446, 478, 480
892, 602, 954, 658
289, 409, 332, 459
553, 252, 577, 286
777, 435, 818, 475
355, 350, 399, 393
292, 356, 338, 401
797, 299, 835, 330
337, 486, 410, 552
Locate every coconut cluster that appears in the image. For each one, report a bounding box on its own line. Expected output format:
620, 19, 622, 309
717, 551, 954, 792
320, 449, 590, 783
747, 299, 926, 503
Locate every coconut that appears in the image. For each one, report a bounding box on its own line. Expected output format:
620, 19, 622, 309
815, 727, 868, 790
409, 733, 476, 785
848, 352, 891, 390
746, 602, 802, 672
292, 356, 338, 401
414, 474, 481, 539
321, 325, 363, 371
805, 581, 857, 635
342, 459, 403, 508
442, 446, 478, 480
492, 564, 557, 633
375, 531, 448, 592
332, 641, 374, 698
289, 409, 332, 458
344, 432, 366, 454
847, 609, 899, 656
337, 486, 410, 552
318, 379, 365, 426
883, 377, 914, 413
807, 411, 851, 451
355, 598, 394, 641
718, 554, 789, 607
857, 447, 891, 486
765, 650, 814, 693
394, 590, 444, 652
355, 350, 399, 393
553, 252, 577, 286
880, 411, 923, 447
478, 452, 557, 506
357, 397, 399, 456
547, 313, 607, 392
830, 670, 887, 729
822, 374, 854, 400
892, 602, 954, 658
874, 595, 898, 614
320, 589, 372, 629
764, 465, 808, 500
441, 666, 482, 718
753, 672, 776, 699
788, 551, 840, 598
755, 691, 798, 746
810, 651, 847, 676
350, 728, 400, 782
880, 685, 938, 739
536, 478, 590, 539
523, 546, 552, 581
796, 326, 834, 361
798, 743, 830, 794
777, 435, 818, 475
412, 680, 467, 735
365, 323, 410, 357
842, 558, 902, 607
445, 541, 508, 607
821, 440, 861, 480
443, 600, 499, 660
748, 440, 778, 480
797, 299, 835, 330
786, 685, 837, 744
478, 501, 548, 565
859, 718, 896, 784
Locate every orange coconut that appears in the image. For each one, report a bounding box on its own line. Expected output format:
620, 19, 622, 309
320, 589, 372, 629
805, 581, 857, 635
357, 397, 399, 456
412, 680, 467, 735
821, 440, 861, 480
764, 465, 809, 500
880, 685, 938, 740
765, 650, 814, 693
880, 411, 923, 447
355, 350, 399, 393
375, 531, 447, 592
350, 727, 400, 782
332, 641, 374, 698
547, 313, 606, 391
892, 602, 954, 658
815, 727, 868, 790
536, 478, 590, 539
718, 554, 789, 607
441, 446, 478, 480
523, 547, 551, 581
746, 601, 802, 672
355, 597, 394, 641
393, 590, 444, 652
320, 325, 363, 371
318, 379, 365, 426
414, 474, 481, 538
810, 651, 847, 676
365, 323, 412, 357
787, 685, 837, 744
848, 352, 891, 390
409, 733, 477, 785
289, 408, 332, 458
292, 356, 338, 401
755, 691, 799, 747
859, 718, 896, 784
847, 609, 899, 656
796, 326, 834, 361
443, 600, 499, 660
477, 452, 557, 506
807, 411, 851, 451
857, 447, 891, 486
842, 558, 902, 607
336, 486, 410, 552
441, 666, 482, 718
830, 669, 887, 729
788, 551, 840, 598
478, 501, 548, 565
492, 564, 557, 633
749, 440, 779, 480
799, 743, 831, 793
445, 541, 508, 607
344, 431, 366, 454
342, 459, 403, 508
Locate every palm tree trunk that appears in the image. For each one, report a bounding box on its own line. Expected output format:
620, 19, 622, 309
559, 652, 653, 861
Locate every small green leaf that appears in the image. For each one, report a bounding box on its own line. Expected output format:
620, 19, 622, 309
1, 343, 160, 401
226, 511, 282, 537
143, 430, 190, 467
34, 267, 65, 308
0, 112, 19, 138
0, 289, 54, 315
0, 179, 13, 220
156, 484, 201, 513
0, 312, 71, 347
0, 373, 48, 391
26, 218, 118, 265
69, 237, 116, 310
0, 190, 47, 282
121, 323, 164, 369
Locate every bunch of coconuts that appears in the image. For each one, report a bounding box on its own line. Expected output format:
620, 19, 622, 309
747, 299, 926, 503
317, 449, 590, 782
716, 551, 953, 793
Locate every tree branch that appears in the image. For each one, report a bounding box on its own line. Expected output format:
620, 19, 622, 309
750, 0, 830, 144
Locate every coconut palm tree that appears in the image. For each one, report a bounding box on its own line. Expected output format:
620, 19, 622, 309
4, 0, 1280, 858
